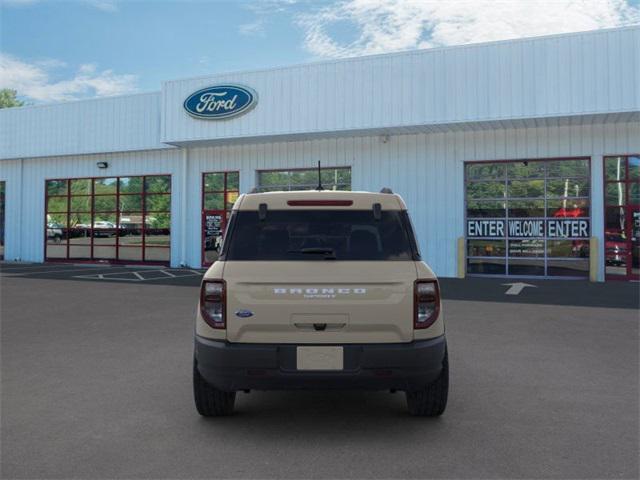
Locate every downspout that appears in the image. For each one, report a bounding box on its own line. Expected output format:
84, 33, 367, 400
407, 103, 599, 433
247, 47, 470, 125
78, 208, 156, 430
180, 148, 188, 267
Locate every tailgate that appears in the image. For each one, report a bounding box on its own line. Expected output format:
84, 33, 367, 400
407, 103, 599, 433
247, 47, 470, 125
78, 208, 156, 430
224, 261, 417, 344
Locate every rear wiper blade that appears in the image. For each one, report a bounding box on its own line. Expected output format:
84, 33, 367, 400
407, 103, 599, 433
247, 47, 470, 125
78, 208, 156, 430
287, 247, 337, 259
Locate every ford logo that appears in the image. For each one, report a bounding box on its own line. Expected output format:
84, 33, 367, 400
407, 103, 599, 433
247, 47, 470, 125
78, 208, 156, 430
183, 84, 257, 120
235, 309, 254, 318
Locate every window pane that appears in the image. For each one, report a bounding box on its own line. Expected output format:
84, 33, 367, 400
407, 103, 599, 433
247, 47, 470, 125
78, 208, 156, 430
546, 159, 589, 178
46, 226, 66, 244
145, 229, 170, 247
118, 230, 143, 247
547, 199, 589, 218
547, 260, 589, 277
119, 194, 142, 212
47, 180, 67, 196
93, 213, 116, 227
547, 179, 589, 198
605, 157, 626, 181
145, 175, 171, 193
605, 183, 626, 206
93, 195, 117, 212
46, 243, 67, 258
547, 240, 589, 258
335, 168, 351, 185
47, 196, 68, 213
119, 177, 143, 193
466, 182, 505, 199
508, 259, 545, 276
145, 247, 170, 262
629, 156, 639, 180
507, 200, 545, 217
70, 179, 92, 194
70, 196, 91, 212
146, 213, 170, 229
118, 247, 142, 261
204, 193, 224, 210
68, 227, 91, 244
467, 240, 506, 257
93, 246, 116, 260
46, 213, 68, 228
507, 180, 545, 198
226, 191, 239, 210
69, 245, 91, 259
630, 183, 639, 205
227, 172, 240, 190
466, 163, 505, 180
605, 207, 626, 233
93, 231, 116, 245
467, 258, 505, 275
258, 171, 289, 188
467, 200, 506, 219
94, 178, 117, 194
508, 240, 544, 257
69, 213, 91, 229
145, 194, 171, 212
204, 173, 225, 192
506, 161, 545, 179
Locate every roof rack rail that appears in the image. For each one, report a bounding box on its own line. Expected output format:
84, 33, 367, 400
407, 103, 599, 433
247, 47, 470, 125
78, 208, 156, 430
248, 187, 259, 194
380, 187, 393, 194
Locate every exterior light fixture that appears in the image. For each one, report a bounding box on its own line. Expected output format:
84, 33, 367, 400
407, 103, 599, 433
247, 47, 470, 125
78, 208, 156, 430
97, 162, 109, 169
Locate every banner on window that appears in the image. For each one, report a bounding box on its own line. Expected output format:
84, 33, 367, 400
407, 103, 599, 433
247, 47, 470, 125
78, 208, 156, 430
467, 219, 589, 238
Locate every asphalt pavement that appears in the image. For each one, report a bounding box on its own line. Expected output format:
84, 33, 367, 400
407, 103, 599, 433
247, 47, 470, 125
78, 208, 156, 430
1, 264, 638, 478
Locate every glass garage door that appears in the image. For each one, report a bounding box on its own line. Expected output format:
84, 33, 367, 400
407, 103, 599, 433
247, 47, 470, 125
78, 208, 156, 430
604, 155, 639, 280
465, 158, 591, 278
45, 175, 171, 263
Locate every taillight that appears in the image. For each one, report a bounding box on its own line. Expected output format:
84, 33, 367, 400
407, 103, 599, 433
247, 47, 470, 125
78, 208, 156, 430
414, 280, 440, 329
200, 280, 226, 329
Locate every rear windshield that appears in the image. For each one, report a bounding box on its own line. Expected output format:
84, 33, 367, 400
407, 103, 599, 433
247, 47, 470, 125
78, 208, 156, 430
223, 210, 417, 261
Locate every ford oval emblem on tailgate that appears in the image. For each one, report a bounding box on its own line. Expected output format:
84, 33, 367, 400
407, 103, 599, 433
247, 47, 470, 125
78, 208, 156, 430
235, 309, 254, 318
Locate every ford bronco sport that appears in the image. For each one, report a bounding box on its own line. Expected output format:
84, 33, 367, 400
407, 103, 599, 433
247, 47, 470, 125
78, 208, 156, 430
194, 189, 448, 416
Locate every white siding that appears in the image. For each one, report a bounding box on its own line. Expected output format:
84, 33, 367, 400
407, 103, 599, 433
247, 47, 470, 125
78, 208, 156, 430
0, 149, 182, 264
181, 121, 638, 278
0, 92, 168, 160
162, 27, 639, 145
2, 120, 638, 278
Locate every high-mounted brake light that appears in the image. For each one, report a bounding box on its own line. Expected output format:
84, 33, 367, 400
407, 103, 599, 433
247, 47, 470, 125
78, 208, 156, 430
286, 200, 353, 206
414, 280, 440, 329
200, 280, 226, 329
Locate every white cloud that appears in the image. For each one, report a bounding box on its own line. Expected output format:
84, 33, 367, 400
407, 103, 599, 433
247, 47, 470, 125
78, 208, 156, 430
239, 18, 266, 36
297, 0, 640, 58
0, 53, 138, 102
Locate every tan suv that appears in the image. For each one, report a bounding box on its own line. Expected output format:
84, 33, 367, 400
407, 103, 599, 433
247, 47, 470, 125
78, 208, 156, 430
193, 189, 448, 416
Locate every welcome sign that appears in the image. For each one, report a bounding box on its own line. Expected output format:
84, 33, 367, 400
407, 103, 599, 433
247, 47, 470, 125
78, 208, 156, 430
184, 84, 257, 120
467, 219, 590, 239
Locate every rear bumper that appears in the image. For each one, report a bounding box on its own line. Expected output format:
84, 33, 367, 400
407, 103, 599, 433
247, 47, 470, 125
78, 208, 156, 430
194, 335, 447, 392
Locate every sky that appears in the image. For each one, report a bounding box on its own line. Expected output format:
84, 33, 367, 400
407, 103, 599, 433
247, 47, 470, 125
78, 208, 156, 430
1, 0, 639, 104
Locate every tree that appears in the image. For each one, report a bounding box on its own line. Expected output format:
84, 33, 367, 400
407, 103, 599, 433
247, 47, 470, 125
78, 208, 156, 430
0, 89, 25, 109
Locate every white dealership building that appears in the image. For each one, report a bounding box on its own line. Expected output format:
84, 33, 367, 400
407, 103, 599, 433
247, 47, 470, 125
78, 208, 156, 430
1, 26, 638, 281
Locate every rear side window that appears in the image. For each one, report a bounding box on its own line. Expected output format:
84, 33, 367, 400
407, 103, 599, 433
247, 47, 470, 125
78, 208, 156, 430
224, 210, 417, 261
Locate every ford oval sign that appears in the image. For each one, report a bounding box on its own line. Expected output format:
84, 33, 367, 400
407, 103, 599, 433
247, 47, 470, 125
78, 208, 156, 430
183, 84, 257, 120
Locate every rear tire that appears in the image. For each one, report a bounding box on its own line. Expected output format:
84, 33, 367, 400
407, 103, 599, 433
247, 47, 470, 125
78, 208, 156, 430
406, 349, 448, 417
193, 359, 236, 416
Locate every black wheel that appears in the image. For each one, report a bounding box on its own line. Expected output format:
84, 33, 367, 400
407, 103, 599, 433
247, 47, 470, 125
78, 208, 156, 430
193, 359, 236, 417
406, 348, 449, 417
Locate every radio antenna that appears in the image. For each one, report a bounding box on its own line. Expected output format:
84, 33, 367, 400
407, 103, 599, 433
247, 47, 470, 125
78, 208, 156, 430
316, 160, 324, 191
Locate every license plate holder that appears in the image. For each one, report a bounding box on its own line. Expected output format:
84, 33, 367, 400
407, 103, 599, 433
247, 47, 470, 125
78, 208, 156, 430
296, 346, 344, 371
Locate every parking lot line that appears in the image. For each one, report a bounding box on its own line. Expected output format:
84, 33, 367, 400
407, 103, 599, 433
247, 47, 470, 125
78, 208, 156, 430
0, 266, 135, 276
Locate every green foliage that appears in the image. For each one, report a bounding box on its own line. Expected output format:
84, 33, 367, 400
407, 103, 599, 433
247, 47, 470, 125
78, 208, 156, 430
0, 89, 24, 109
